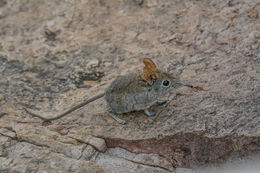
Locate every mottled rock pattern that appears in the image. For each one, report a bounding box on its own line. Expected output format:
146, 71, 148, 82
94, 152, 172, 173
0, 133, 104, 173
68, 130, 107, 152
0, 0, 259, 172
106, 147, 173, 171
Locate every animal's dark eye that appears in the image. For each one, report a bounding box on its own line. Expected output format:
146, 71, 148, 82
163, 80, 170, 86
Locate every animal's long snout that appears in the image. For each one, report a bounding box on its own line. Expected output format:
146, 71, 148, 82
180, 82, 193, 88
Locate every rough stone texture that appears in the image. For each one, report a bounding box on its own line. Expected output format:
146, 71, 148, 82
0, 0, 259, 172
0, 134, 104, 173
94, 152, 172, 173
106, 147, 174, 171
68, 130, 107, 152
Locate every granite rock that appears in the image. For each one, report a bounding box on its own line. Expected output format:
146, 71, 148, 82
0, 0, 259, 172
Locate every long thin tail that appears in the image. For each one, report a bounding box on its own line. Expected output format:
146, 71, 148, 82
24, 93, 105, 121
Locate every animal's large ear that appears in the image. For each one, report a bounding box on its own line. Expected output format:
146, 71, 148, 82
142, 58, 158, 84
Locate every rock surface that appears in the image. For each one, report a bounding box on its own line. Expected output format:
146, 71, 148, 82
0, 0, 259, 172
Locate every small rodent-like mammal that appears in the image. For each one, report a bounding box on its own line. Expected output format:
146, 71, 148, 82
25, 58, 193, 124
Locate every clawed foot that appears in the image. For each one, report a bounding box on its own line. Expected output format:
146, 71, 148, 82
144, 108, 156, 117
157, 100, 167, 105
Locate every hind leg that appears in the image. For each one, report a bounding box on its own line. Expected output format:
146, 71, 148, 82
106, 107, 126, 125
144, 108, 156, 117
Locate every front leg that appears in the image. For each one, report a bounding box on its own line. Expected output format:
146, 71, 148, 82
157, 100, 167, 105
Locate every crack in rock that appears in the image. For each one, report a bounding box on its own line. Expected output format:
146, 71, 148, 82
106, 147, 174, 171
104, 132, 260, 168
12, 125, 87, 160
68, 131, 107, 152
